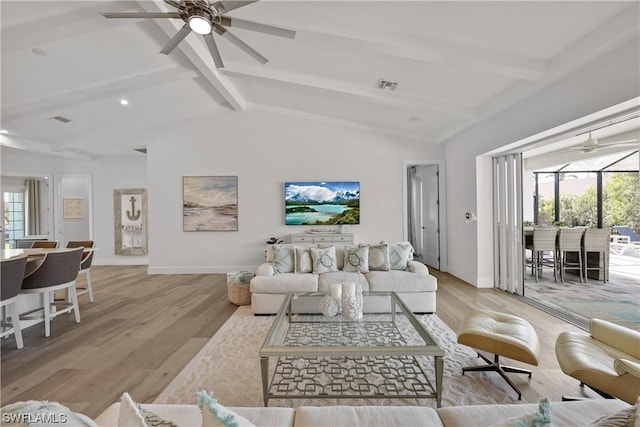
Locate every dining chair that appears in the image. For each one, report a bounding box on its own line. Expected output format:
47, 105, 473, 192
1, 256, 28, 349
66, 241, 95, 302
583, 228, 610, 282
532, 228, 558, 282
31, 240, 59, 249
20, 247, 83, 337
557, 228, 584, 283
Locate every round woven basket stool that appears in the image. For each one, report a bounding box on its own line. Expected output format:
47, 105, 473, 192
226, 270, 254, 306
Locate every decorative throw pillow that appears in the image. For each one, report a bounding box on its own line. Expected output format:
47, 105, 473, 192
310, 246, 338, 274
271, 245, 295, 274
294, 247, 312, 273
119, 392, 177, 427
367, 242, 390, 271
197, 390, 256, 427
386, 241, 414, 270
343, 245, 370, 273
591, 397, 639, 427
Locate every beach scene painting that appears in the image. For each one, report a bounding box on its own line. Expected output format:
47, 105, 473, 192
285, 181, 360, 225
183, 176, 238, 231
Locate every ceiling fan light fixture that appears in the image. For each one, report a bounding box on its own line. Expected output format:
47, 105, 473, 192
188, 14, 212, 35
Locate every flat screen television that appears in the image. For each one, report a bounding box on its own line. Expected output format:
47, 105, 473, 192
284, 181, 360, 225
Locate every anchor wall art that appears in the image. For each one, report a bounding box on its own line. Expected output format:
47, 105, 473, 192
114, 188, 147, 255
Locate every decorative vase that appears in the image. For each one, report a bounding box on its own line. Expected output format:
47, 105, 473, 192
342, 282, 362, 320
319, 295, 339, 317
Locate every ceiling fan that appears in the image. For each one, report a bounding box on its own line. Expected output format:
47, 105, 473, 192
102, 0, 295, 68
567, 132, 639, 153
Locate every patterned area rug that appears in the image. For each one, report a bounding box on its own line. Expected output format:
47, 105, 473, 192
154, 306, 527, 408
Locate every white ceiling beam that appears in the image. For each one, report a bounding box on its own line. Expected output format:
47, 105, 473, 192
0, 2, 140, 53
278, 24, 547, 82
142, 0, 246, 111
222, 65, 476, 119
247, 102, 435, 144
2, 66, 198, 123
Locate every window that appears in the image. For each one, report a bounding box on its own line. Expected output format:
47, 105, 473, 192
4, 191, 25, 248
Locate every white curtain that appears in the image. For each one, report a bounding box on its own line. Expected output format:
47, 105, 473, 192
493, 154, 524, 294
25, 179, 41, 235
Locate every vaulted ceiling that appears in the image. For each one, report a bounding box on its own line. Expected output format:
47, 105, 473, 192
1, 1, 638, 157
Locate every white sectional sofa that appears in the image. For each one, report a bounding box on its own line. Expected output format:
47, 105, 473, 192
95, 399, 634, 427
249, 241, 438, 314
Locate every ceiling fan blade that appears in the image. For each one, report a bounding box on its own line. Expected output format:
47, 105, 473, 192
213, 1, 259, 14
163, 0, 183, 9
102, 12, 181, 19
204, 33, 224, 68
160, 24, 192, 55
598, 139, 639, 146
220, 16, 296, 39
214, 25, 267, 64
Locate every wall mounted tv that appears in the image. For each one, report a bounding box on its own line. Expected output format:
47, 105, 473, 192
284, 181, 360, 225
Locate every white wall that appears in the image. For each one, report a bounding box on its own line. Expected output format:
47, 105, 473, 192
146, 109, 442, 273
444, 38, 640, 287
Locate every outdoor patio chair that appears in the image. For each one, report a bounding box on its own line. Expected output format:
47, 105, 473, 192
558, 228, 584, 283
583, 228, 610, 282
531, 228, 558, 282
613, 226, 640, 243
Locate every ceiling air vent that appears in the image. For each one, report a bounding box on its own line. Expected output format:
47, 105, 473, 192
50, 116, 72, 123
377, 80, 398, 91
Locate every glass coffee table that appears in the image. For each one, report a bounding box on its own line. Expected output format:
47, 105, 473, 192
259, 291, 445, 407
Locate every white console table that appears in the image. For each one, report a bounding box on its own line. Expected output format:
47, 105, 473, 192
290, 233, 354, 244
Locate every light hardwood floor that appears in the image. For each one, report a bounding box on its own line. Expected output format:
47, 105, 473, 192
1, 266, 599, 418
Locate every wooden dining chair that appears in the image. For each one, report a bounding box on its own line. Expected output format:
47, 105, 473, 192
31, 240, 59, 249
20, 248, 83, 337
1, 256, 28, 349
66, 241, 95, 302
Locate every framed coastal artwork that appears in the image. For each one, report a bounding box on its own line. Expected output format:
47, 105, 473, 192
183, 176, 238, 231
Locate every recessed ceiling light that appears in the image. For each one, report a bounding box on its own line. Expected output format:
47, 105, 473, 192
120, 99, 129, 106
0, 129, 8, 134
32, 47, 47, 56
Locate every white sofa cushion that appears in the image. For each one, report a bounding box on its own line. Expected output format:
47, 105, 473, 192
317, 271, 369, 292
294, 405, 444, 427
250, 273, 318, 294
365, 270, 437, 292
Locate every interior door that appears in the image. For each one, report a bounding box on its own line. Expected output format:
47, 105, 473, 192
420, 165, 440, 269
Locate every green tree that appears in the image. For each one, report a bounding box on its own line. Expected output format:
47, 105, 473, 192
604, 172, 640, 230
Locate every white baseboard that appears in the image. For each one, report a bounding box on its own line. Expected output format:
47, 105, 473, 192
147, 266, 256, 274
